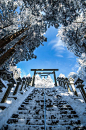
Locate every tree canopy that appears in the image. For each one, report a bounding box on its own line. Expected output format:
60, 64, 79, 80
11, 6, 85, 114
0, 0, 85, 69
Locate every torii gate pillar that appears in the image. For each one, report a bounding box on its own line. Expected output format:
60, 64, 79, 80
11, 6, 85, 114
53, 70, 57, 86
32, 70, 36, 86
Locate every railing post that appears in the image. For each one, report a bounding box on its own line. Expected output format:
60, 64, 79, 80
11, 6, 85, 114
65, 78, 71, 92
58, 80, 60, 86
60, 78, 62, 87
20, 77, 26, 91
24, 79, 27, 89
1, 82, 13, 103
64, 78, 68, 89
27, 77, 32, 86
13, 81, 20, 95
69, 77, 78, 96
61, 78, 66, 88
0, 79, 6, 92
59, 78, 61, 86
57, 77, 60, 86
20, 80, 24, 91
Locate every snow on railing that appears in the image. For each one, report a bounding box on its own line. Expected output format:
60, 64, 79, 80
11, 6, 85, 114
57, 77, 86, 102
0, 70, 32, 108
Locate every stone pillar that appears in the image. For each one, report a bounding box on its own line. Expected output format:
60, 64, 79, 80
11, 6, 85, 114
76, 83, 86, 102
32, 70, 36, 86
58, 80, 59, 86
59, 80, 61, 86
20, 80, 24, 91
57, 77, 60, 86
24, 80, 27, 89
69, 77, 78, 96
28, 77, 32, 86
62, 81, 64, 87
64, 82, 66, 89
26, 79, 29, 87
13, 81, 20, 95
58, 80, 60, 86
58, 78, 62, 86
60, 80, 62, 87
0, 79, 6, 92
61, 78, 65, 88
1, 82, 13, 103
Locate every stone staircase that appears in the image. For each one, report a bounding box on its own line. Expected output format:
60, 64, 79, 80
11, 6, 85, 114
1, 87, 86, 130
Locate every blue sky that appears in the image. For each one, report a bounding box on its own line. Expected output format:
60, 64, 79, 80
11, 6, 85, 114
17, 26, 79, 81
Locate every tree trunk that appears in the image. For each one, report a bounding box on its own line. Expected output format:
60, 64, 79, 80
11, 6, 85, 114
0, 35, 27, 66
0, 25, 30, 48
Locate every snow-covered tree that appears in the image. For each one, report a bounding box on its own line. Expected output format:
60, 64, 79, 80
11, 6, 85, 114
0, 0, 85, 70
57, 13, 86, 57
77, 53, 86, 83
35, 75, 54, 88
67, 53, 86, 85
0, 0, 47, 69
68, 72, 78, 80
9, 65, 21, 80
45, 75, 54, 88
35, 74, 43, 88
59, 73, 65, 78
26, 73, 31, 77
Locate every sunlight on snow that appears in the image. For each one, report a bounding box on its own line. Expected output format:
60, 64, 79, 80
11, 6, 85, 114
6, 100, 12, 104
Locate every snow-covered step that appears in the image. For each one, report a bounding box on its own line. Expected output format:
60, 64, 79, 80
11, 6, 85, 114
0, 87, 34, 129
1, 87, 86, 130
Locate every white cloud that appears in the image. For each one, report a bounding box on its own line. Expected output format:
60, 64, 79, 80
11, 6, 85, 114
67, 51, 75, 59
56, 54, 63, 57
67, 54, 74, 58
72, 63, 79, 71
49, 37, 65, 51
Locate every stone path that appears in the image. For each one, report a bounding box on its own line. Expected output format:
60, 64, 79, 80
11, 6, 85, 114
1, 88, 86, 130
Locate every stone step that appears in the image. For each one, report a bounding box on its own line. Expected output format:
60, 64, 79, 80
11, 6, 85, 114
1, 88, 86, 129
2, 124, 86, 130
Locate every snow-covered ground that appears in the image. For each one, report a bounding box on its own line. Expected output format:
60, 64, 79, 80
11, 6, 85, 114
0, 86, 34, 128
54, 86, 86, 126
0, 76, 86, 129
0, 78, 9, 102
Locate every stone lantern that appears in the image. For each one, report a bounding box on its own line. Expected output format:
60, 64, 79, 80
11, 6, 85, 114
0, 69, 13, 92
74, 78, 86, 102
1, 82, 13, 103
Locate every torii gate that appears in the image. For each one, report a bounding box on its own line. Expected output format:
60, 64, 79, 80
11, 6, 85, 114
31, 69, 59, 86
